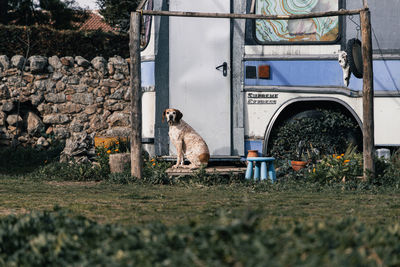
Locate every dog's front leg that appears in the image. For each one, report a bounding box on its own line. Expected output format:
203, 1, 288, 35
173, 140, 184, 168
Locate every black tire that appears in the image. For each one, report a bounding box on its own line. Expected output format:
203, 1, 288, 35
267, 109, 362, 158
287, 110, 323, 123
346, 38, 363, 79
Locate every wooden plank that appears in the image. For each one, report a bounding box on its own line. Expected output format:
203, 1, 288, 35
166, 166, 247, 177
141, 8, 366, 20
129, 12, 143, 179
360, 10, 375, 180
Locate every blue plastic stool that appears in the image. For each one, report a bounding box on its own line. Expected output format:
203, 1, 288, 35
245, 157, 276, 182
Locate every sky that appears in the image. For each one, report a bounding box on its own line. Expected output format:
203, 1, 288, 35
75, 0, 99, 10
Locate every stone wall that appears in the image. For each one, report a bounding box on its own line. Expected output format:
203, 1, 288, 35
0, 54, 132, 159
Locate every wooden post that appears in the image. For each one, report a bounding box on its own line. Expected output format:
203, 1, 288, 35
129, 12, 143, 179
360, 9, 375, 180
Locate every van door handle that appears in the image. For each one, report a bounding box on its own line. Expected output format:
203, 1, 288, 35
216, 62, 228, 77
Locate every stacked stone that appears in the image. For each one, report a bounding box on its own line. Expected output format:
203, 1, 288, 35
0, 54, 131, 158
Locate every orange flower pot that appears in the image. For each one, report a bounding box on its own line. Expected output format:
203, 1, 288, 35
247, 150, 259, 158
291, 160, 308, 171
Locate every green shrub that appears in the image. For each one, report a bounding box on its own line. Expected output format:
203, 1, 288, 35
176, 167, 246, 186
308, 145, 363, 184
269, 109, 360, 160
0, 140, 64, 174
371, 149, 400, 188
0, 25, 129, 59
142, 157, 172, 185
95, 138, 130, 176
1, 208, 400, 266
106, 171, 136, 184
30, 161, 106, 181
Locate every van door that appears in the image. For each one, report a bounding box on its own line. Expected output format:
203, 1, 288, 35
169, 0, 231, 156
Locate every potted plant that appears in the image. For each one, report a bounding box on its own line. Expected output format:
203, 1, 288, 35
291, 142, 319, 171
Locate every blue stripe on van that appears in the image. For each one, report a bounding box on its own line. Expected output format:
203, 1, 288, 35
244, 60, 400, 91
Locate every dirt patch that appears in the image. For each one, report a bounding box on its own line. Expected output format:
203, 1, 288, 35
0, 208, 29, 217
45, 181, 101, 187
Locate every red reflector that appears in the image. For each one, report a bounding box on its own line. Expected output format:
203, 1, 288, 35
258, 65, 270, 79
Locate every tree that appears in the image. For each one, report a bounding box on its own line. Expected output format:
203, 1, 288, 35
39, 0, 86, 29
4, 0, 87, 29
96, 0, 140, 32
0, 0, 8, 24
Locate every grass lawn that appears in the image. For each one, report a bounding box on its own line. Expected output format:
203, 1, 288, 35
1, 177, 400, 228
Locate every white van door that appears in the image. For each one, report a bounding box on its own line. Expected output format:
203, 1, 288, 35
169, 0, 231, 156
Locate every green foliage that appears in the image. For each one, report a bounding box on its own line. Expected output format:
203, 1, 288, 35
1, 208, 400, 266
0, 25, 129, 59
308, 145, 363, 184
269, 109, 360, 160
96, 0, 140, 31
371, 149, 400, 188
95, 138, 130, 175
30, 161, 106, 181
0, 140, 64, 174
106, 171, 136, 184
5, 0, 87, 29
176, 167, 246, 186
142, 157, 172, 185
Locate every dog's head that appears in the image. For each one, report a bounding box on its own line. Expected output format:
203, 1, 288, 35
163, 108, 183, 125
338, 51, 348, 68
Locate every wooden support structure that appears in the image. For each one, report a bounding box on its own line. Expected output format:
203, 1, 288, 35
129, 12, 143, 179
360, 9, 375, 179
140, 8, 365, 20
130, 5, 375, 180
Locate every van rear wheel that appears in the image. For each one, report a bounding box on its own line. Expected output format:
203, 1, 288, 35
267, 109, 361, 159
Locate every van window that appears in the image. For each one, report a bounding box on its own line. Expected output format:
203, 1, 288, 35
255, 0, 340, 43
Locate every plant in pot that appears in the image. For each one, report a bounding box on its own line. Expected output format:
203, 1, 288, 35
291, 141, 319, 171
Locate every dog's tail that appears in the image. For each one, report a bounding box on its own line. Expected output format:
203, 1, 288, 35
199, 153, 210, 165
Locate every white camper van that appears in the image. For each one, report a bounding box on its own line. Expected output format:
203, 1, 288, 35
139, 0, 400, 159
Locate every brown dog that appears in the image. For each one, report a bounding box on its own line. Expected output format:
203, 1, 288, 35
163, 108, 210, 169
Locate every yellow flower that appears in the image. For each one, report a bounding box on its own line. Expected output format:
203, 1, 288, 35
115, 148, 119, 152
150, 158, 155, 162
313, 168, 316, 173
344, 159, 350, 163
336, 156, 342, 159
152, 163, 156, 166
340, 154, 345, 157
116, 141, 119, 145
107, 150, 111, 154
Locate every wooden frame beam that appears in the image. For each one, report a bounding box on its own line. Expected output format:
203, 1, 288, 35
140, 8, 366, 20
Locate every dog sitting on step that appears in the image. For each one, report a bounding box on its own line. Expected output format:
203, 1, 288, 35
163, 108, 210, 169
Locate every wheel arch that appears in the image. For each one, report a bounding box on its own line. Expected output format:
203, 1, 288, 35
262, 97, 363, 155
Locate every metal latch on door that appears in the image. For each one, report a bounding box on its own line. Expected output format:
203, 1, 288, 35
216, 62, 228, 77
